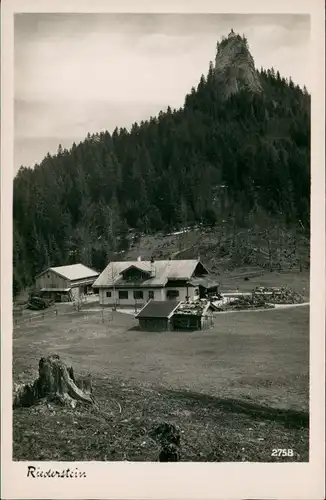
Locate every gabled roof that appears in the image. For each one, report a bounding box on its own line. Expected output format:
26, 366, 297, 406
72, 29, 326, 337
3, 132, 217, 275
135, 300, 181, 319
36, 263, 99, 282
121, 264, 151, 275
190, 276, 220, 289
93, 259, 208, 288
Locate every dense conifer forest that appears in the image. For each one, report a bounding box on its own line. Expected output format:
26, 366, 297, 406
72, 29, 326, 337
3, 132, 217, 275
13, 34, 310, 295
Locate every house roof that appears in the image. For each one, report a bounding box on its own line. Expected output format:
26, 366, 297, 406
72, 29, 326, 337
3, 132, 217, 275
190, 276, 220, 289
36, 263, 99, 282
135, 300, 181, 319
174, 299, 215, 316
93, 259, 208, 288
40, 288, 71, 292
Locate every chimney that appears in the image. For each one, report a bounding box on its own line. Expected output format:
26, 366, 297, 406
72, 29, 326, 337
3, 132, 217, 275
137, 256, 141, 262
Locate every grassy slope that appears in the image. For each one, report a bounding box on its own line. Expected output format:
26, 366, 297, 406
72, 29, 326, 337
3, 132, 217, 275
13, 298, 309, 462
13, 378, 308, 462
122, 226, 309, 274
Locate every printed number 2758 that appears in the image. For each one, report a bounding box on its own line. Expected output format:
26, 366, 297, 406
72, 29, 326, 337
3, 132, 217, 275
271, 449, 294, 457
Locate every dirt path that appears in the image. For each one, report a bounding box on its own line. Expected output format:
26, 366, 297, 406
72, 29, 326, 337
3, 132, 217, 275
215, 302, 309, 315
274, 302, 309, 309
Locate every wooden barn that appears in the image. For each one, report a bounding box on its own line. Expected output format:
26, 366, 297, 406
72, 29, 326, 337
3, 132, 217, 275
135, 300, 181, 331
35, 263, 99, 302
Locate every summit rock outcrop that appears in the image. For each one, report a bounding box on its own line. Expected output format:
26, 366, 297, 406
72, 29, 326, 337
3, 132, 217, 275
214, 30, 262, 99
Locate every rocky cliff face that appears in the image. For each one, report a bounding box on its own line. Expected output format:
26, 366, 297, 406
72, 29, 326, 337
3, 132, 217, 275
214, 30, 262, 99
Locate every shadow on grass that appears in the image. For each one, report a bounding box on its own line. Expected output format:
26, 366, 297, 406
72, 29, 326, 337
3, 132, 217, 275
160, 389, 309, 429
127, 326, 171, 333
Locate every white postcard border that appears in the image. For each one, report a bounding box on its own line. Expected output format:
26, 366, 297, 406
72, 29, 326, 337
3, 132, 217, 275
1, 0, 325, 499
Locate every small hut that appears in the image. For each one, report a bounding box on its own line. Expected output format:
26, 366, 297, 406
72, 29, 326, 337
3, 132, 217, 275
171, 300, 216, 331
135, 300, 181, 331
190, 276, 220, 299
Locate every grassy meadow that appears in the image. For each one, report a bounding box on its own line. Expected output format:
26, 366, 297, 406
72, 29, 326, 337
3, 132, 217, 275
13, 291, 309, 462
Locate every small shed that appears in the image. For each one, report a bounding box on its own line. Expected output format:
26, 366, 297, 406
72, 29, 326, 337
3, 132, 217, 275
190, 276, 220, 299
171, 300, 216, 331
135, 300, 181, 331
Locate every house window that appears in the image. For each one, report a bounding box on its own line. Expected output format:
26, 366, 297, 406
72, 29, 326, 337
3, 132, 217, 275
148, 290, 154, 300
167, 289, 179, 299
133, 290, 143, 300
106, 291, 112, 298
119, 291, 129, 300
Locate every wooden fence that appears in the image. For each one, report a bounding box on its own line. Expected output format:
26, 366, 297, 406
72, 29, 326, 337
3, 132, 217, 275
13, 308, 59, 326
13, 303, 116, 327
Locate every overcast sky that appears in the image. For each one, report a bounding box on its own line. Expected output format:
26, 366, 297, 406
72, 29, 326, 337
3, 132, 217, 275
14, 13, 310, 173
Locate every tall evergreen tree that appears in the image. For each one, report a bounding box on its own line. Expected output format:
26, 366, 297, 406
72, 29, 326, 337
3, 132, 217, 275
12, 38, 310, 294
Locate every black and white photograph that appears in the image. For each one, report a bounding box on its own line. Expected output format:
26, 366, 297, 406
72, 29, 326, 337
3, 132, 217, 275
1, 0, 325, 499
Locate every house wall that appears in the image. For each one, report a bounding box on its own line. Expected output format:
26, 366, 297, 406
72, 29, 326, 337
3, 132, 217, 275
172, 314, 201, 331
35, 271, 70, 290
172, 313, 214, 331
99, 287, 162, 307
138, 317, 169, 331
98, 285, 198, 306
36, 272, 97, 298
70, 282, 95, 298
164, 286, 197, 302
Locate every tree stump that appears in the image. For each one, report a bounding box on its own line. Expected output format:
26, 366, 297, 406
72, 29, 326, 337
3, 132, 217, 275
150, 422, 181, 462
13, 354, 96, 409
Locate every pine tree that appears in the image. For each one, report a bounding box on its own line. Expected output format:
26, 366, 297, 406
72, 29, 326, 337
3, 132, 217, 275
12, 46, 310, 292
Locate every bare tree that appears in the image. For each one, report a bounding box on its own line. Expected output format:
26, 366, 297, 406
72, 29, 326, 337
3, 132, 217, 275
177, 197, 189, 252
110, 262, 119, 310
294, 220, 309, 272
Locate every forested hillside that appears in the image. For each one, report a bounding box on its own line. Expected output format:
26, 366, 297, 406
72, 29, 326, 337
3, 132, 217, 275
13, 33, 310, 295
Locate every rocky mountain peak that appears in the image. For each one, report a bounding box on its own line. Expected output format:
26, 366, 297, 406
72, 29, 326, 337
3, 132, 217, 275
214, 30, 262, 99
